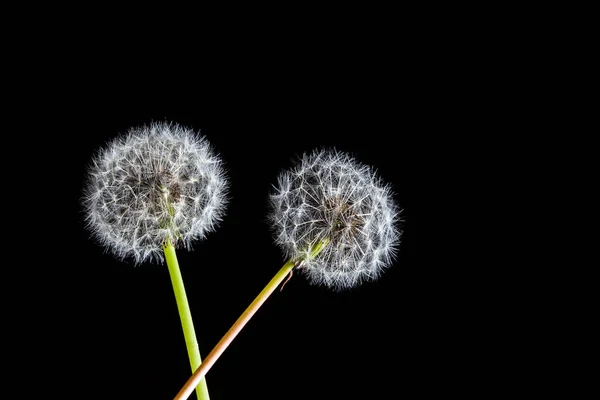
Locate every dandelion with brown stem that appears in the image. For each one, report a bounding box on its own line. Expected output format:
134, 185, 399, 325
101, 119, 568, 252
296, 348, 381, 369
174, 148, 402, 399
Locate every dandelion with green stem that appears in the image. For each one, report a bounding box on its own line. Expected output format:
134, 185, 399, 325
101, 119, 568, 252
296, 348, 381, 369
174, 148, 402, 400
82, 121, 229, 400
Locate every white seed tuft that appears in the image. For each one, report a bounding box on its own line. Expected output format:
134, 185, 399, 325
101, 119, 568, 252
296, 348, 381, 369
82, 121, 229, 265
268, 148, 402, 291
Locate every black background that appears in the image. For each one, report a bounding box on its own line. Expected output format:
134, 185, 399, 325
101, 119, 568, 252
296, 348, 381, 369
21, 23, 503, 400
6, 4, 569, 398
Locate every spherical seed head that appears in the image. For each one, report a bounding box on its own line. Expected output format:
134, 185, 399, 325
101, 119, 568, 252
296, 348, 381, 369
82, 121, 229, 265
268, 148, 402, 291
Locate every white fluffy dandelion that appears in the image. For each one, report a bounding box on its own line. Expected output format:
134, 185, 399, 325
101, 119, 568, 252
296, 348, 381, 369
268, 148, 401, 290
82, 121, 227, 400
82, 121, 229, 265
173, 148, 402, 400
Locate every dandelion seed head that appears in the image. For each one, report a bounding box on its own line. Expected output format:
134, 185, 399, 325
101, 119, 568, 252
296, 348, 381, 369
82, 121, 229, 265
268, 148, 402, 291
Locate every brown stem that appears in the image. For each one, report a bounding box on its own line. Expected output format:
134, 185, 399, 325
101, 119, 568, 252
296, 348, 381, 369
173, 259, 295, 400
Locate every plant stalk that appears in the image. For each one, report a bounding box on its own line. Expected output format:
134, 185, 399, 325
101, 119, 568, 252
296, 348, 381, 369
164, 240, 210, 400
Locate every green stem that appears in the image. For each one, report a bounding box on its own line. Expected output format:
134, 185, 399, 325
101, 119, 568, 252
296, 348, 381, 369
173, 237, 330, 400
164, 240, 210, 400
